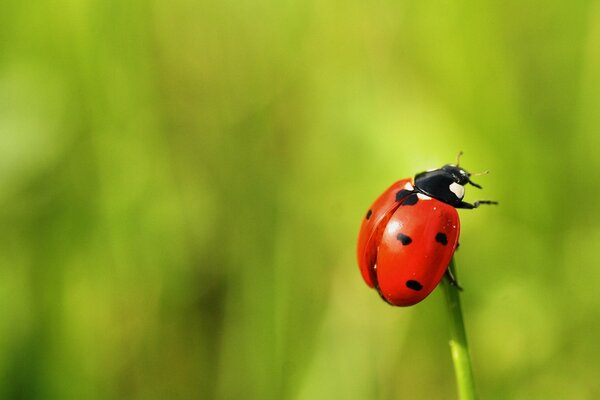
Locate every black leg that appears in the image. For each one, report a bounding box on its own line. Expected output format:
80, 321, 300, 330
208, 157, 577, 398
456, 200, 498, 209
445, 268, 463, 291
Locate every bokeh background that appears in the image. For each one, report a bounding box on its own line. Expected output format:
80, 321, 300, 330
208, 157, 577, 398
2, 1, 600, 399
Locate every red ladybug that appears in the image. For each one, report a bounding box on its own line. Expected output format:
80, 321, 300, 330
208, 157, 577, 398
357, 155, 497, 306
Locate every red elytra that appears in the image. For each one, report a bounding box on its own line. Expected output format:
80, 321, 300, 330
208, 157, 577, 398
356, 178, 413, 288
357, 181, 459, 306
376, 195, 459, 306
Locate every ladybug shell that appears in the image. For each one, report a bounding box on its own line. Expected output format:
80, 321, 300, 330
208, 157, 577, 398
357, 178, 414, 287
377, 194, 460, 306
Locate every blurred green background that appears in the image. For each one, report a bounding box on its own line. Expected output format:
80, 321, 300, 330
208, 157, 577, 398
2, 1, 600, 399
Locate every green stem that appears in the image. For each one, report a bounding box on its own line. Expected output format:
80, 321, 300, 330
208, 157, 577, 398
441, 258, 477, 400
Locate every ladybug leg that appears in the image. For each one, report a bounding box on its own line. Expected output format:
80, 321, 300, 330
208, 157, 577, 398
456, 200, 498, 209
474, 200, 498, 207
445, 268, 463, 291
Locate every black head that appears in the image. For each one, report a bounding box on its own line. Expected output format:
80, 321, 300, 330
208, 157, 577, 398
414, 163, 483, 206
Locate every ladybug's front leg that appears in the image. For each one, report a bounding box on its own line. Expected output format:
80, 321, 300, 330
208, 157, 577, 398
444, 267, 463, 291
456, 200, 498, 209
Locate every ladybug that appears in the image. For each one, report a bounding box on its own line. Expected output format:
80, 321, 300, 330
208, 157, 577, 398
357, 153, 497, 306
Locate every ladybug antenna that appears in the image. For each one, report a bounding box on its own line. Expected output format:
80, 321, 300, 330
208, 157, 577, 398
467, 170, 490, 189
456, 151, 464, 167
470, 170, 490, 177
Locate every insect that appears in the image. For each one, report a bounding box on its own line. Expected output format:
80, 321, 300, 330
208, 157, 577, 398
356, 153, 497, 306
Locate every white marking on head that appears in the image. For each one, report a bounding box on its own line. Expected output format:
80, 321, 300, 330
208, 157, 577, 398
417, 193, 431, 200
404, 182, 414, 190
449, 182, 465, 199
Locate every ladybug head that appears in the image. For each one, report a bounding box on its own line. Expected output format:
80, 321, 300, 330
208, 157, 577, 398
440, 164, 483, 188
414, 155, 487, 206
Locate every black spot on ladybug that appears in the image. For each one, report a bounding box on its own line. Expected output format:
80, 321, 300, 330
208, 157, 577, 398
366, 209, 372, 220
400, 193, 419, 206
396, 233, 412, 245
406, 280, 423, 291
435, 232, 448, 245
395, 189, 412, 202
